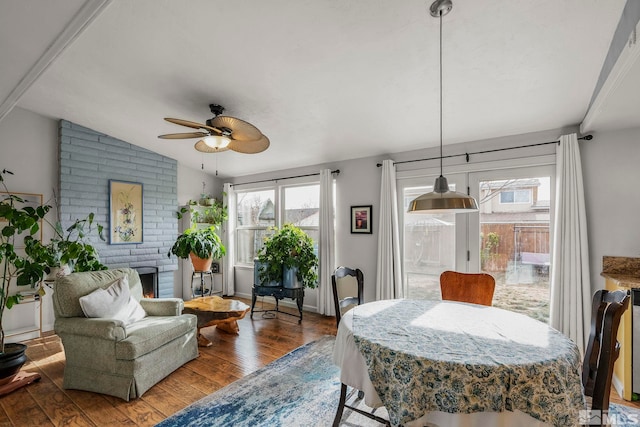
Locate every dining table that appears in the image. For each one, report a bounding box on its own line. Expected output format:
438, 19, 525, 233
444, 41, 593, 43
332, 299, 585, 427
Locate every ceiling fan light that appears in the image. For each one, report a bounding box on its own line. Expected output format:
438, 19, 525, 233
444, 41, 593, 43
203, 135, 231, 149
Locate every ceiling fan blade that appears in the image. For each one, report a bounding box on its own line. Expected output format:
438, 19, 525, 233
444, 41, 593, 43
164, 118, 207, 129
158, 132, 209, 139
228, 134, 270, 154
165, 118, 223, 135
194, 140, 231, 153
209, 116, 262, 141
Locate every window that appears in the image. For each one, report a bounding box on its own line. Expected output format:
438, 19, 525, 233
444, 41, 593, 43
236, 189, 275, 265
399, 174, 467, 300
399, 165, 554, 323
235, 183, 319, 265
499, 189, 531, 204
475, 174, 551, 323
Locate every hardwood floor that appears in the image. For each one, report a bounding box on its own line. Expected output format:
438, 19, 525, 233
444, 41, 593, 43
2, 297, 639, 426
0, 298, 335, 426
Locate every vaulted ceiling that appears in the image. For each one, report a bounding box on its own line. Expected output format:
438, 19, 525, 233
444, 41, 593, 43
0, 0, 634, 178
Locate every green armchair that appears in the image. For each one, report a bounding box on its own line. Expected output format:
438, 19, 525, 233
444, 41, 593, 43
53, 268, 198, 401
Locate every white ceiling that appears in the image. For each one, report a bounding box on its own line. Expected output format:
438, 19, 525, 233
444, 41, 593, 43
0, 0, 633, 178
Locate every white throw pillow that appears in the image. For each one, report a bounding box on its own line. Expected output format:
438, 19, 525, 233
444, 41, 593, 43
79, 276, 146, 325
79, 276, 130, 318
113, 295, 147, 325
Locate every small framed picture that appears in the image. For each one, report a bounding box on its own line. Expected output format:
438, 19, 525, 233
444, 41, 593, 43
351, 205, 372, 234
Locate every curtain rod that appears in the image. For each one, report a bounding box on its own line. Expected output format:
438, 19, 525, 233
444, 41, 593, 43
376, 135, 593, 167
230, 169, 340, 187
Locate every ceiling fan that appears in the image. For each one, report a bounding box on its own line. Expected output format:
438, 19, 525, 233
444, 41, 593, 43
158, 104, 269, 154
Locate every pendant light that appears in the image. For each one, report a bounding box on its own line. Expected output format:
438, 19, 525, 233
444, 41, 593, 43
408, 0, 478, 214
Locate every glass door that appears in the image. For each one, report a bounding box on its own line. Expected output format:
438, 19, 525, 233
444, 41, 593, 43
469, 165, 554, 322
399, 173, 469, 299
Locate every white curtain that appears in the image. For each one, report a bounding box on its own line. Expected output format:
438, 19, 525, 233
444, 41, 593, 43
222, 183, 236, 296
549, 133, 591, 355
317, 169, 336, 315
376, 159, 403, 300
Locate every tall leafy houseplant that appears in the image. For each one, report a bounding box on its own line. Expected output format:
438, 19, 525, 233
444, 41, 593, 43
0, 170, 51, 353
257, 224, 318, 288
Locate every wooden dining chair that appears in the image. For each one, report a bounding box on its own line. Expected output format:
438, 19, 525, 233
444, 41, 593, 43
439, 271, 495, 306
582, 289, 630, 419
331, 266, 364, 329
331, 266, 371, 422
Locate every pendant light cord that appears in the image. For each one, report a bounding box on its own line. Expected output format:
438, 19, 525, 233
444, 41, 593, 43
439, 12, 443, 178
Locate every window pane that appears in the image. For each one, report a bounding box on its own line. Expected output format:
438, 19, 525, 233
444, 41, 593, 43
515, 190, 531, 203
284, 185, 320, 226
236, 228, 274, 264
403, 185, 456, 300
236, 190, 275, 227
500, 191, 514, 203
479, 176, 550, 322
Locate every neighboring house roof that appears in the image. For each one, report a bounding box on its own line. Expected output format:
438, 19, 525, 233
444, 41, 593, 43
482, 179, 541, 190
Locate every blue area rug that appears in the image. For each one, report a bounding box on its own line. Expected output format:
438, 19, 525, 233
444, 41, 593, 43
157, 335, 640, 427
607, 404, 640, 427
156, 335, 383, 427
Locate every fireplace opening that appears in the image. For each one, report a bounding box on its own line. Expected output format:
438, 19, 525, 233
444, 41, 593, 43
133, 266, 159, 298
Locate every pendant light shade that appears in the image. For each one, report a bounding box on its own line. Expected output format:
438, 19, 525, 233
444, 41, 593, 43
408, 176, 478, 213
408, 0, 478, 214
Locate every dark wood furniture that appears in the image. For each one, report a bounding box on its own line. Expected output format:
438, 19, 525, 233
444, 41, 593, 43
331, 266, 364, 329
439, 270, 495, 306
331, 266, 366, 405
583, 289, 630, 422
250, 285, 304, 323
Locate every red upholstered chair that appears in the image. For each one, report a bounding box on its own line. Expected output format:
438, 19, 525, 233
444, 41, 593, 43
439, 270, 495, 306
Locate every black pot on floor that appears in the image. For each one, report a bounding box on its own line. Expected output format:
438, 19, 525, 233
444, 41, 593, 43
0, 343, 27, 384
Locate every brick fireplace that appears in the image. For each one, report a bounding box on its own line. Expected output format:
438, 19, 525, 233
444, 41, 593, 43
133, 266, 159, 298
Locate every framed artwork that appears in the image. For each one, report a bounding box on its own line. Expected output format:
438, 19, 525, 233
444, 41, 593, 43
109, 180, 143, 244
351, 205, 372, 234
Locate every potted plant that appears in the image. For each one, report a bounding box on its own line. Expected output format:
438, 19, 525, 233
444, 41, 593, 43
0, 169, 51, 381
198, 181, 215, 206
25, 213, 108, 280
177, 196, 228, 227
168, 225, 226, 271
256, 224, 318, 289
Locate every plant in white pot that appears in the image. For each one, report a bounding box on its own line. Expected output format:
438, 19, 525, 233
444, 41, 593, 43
0, 170, 51, 382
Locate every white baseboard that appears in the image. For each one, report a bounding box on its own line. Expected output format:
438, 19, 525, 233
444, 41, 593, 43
234, 291, 318, 313
612, 373, 625, 400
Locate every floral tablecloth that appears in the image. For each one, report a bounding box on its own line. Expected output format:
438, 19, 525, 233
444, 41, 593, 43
351, 299, 585, 427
